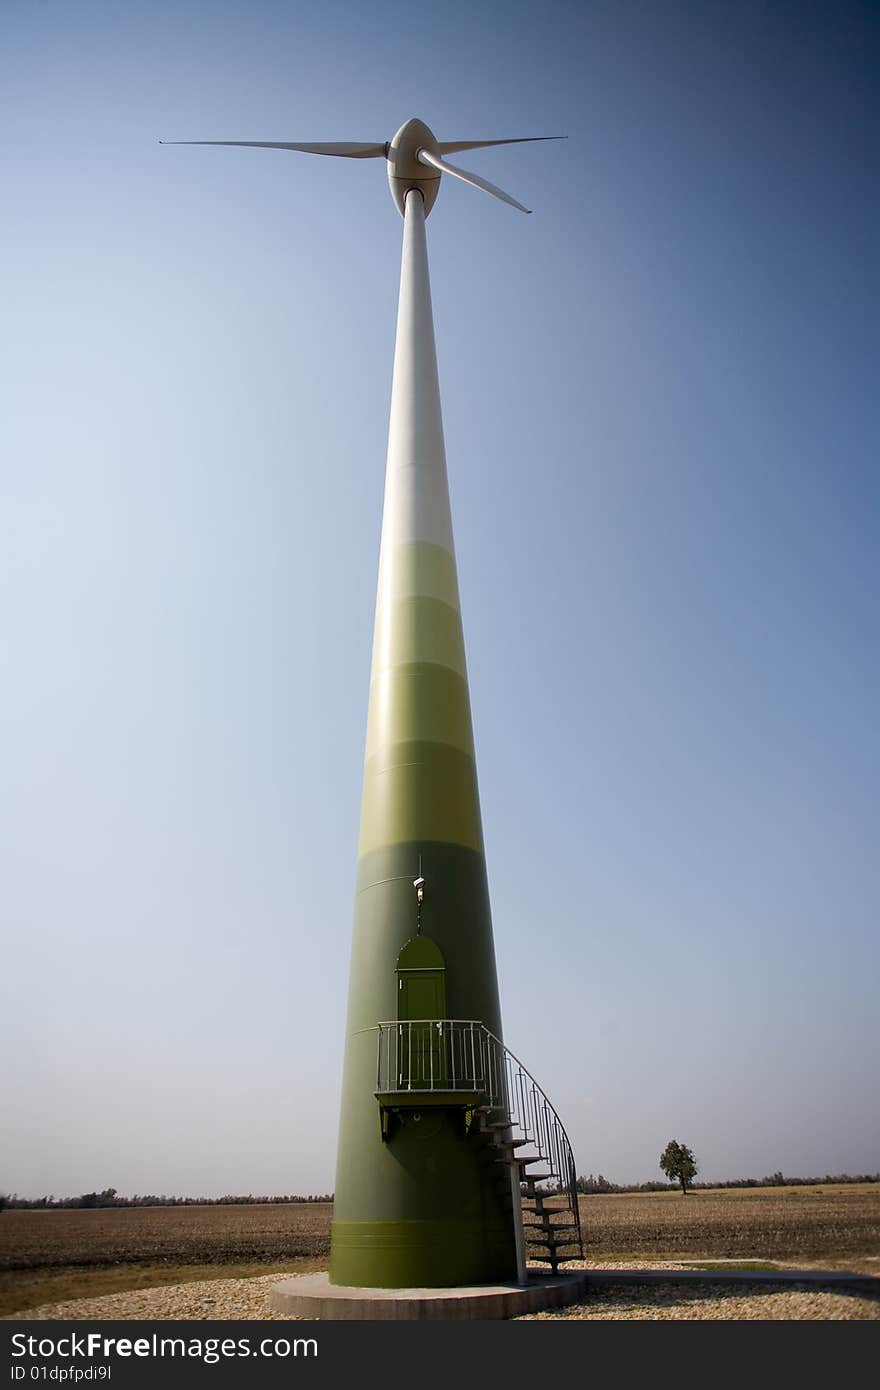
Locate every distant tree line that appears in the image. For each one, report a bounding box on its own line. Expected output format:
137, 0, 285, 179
3, 1172, 878, 1211
575, 1171, 880, 1195
0, 1187, 334, 1210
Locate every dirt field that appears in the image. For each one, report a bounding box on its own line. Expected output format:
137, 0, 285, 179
0, 1202, 332, 1274
1, 1186, 877, 1318
579, 1184, 880, 1268
0, 1203, 332, 1317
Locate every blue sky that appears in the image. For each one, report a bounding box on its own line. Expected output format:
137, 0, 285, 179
1, 0, 877, 1197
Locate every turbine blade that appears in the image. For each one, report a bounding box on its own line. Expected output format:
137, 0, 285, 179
159, 140, 386, 158
417, 149, 532, 214
437, 136, 566, 155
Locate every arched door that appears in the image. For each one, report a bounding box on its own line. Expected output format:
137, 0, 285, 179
395, 936, 447, 1089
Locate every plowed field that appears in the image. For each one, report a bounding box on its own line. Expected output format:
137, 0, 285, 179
1, 1186, 877, 1316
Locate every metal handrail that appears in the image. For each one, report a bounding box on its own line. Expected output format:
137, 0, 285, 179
375, 1019, 582, 1260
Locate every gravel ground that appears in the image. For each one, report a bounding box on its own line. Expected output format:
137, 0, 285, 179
4, 1274, 292, 1322
6, 1265, 879, 1321
519, 1282, 880, 1320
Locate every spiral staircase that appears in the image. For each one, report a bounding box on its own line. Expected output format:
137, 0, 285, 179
375, 1020, 583, 1276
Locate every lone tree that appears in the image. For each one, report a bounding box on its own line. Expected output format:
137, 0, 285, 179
660, 1140, 698, 1194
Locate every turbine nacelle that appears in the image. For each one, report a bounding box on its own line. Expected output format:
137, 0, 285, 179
160, 118, 565, 217
386, 118, 442, 217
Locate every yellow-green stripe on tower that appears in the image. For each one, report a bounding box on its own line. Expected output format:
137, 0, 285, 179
329, 189, 516, 1287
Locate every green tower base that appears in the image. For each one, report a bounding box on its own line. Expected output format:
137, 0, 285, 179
330, 1107, 516, 1288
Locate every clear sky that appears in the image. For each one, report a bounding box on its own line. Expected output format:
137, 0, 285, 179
2, 0, 877, 1199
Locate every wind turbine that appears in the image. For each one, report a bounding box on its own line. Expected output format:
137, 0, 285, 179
164, 118, 580, 1292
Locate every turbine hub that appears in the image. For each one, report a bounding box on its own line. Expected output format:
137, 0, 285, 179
386, 118, 441, 217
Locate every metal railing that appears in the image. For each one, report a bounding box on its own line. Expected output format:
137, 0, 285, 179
376, 1019, 582, 1260
376, 1018, 495, 1095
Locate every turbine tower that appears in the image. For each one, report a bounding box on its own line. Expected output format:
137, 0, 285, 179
164, 118, 580, 1290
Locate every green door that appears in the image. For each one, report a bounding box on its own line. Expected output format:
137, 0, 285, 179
396, 936, 447, 1089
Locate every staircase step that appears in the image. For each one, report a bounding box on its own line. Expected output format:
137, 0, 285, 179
525, 1223, 579, 1234
525, 1239, 581, 1251
524, 1217, 579, 1229
527, 1251, 578, 1261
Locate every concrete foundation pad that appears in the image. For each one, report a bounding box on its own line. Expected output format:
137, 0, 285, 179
269, 1270, 590, 1320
